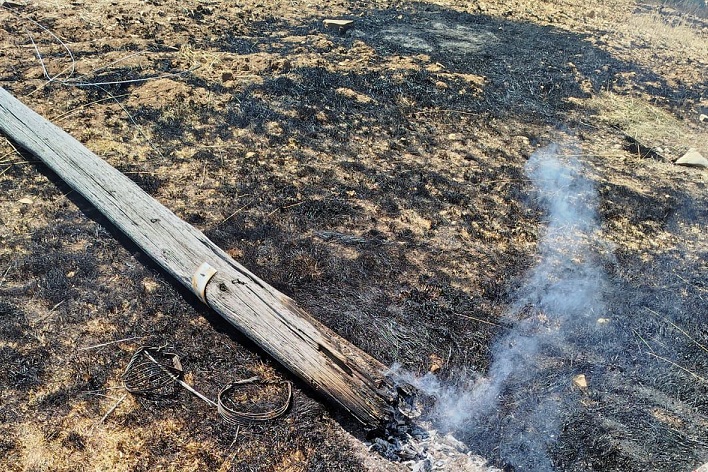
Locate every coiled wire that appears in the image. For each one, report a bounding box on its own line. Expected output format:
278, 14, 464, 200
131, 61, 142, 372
122, 345, 291, 425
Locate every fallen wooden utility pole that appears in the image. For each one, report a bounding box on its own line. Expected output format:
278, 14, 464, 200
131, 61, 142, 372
0, 86, 406, 428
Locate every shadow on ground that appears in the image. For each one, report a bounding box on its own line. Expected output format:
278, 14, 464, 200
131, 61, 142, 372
1, 2, 707, 471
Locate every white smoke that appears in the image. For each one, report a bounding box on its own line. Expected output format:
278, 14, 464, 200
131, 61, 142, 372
404, 141, 611, 470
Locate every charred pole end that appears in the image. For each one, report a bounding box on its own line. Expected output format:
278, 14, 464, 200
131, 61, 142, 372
0, 86, 418, 429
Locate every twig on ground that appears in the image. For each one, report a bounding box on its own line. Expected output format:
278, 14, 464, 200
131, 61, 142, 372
100, 394, 127, 423
33, 299, 66, 323
0, 139, 26, 176
455, 312, 501, 327
1, 136, 22, 162
0, 263, 13, 287
633, 327, 707, 384
632, 328, 655, 353
222, 428, 242, 471
63, 66, 201, 88
49, 299, 65, 312
416, 108, 478, 116
51, 94, 130, 123
482, 178, 530, 186
94, 85, 166, 160
200, 161, 207, 186
646, 308, 708, 353
78, 335, 147, 351
266, 201, 304, 218
81, 386, 126, 396
77, 51, 149, 78
646, 352, 708, 384
220, 202, 253, 224
229, 426, 241, 448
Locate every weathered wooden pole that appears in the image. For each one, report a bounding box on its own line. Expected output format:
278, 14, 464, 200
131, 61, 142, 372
0, 86, 403, 428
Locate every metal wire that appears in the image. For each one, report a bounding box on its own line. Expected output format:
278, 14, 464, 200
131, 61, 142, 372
122, 345, 217, 406
218, 377, 293, 425
122, 345, 183, 396
122, 345, 291, 424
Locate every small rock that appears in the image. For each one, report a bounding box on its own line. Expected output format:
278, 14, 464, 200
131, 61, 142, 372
573, 373, 588, 389
18, 197, 33, 204
323, 19, 354, 35
675, 149, 708, 169
699, 114, 707, 123
221, 71, 233, 82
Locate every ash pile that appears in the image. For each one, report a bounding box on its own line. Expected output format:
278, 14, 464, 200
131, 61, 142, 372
367, 386, 498, 472
368, 424, 498, 472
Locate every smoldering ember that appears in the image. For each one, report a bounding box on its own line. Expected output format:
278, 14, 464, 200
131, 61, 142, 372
0, 1, 706, 471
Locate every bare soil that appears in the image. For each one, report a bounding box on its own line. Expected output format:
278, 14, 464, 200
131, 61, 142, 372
1, 0, 706, 471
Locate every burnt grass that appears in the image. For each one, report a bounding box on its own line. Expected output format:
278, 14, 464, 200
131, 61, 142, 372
1, 1, 707, 471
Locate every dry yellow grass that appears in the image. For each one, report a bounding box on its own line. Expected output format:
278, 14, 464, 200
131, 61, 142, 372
587, 91, 708, 160
626, 9, 708, 55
